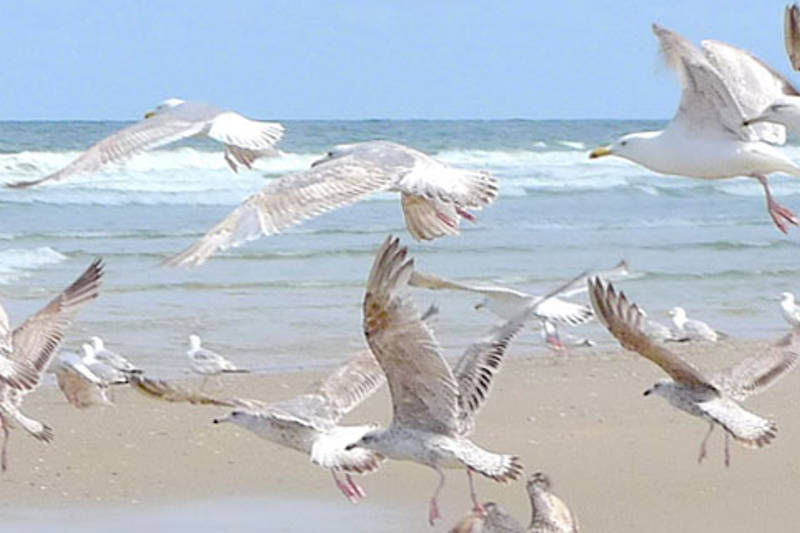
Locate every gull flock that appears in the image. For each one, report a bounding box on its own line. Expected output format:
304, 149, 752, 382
3, 6, 800, 531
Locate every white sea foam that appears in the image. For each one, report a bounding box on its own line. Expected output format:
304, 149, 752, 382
0, 247, 67, 285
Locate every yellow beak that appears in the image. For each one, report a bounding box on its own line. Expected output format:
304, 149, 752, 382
144, 111, 156, 119
589, 146, 612, 159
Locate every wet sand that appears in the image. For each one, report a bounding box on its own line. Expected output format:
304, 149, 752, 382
1, 339, 799, 532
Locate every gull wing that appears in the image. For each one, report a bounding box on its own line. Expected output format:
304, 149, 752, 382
206, 112, 284, 152
558, 259, 631, 299
452, 313, 527, 434
0, 304, 10, 354
702, 39, 799, 144
653, 24, 755, 142
129, 375, 241, 407
786, 4, 800, 71
10, 259, 104, 390
363, 236, 460, 435
7, 114, 208, 189
698, 396, 777, 448
588, 278, 715, 390
164, 153, 397, 267
309, 424, 384, 473
713, 329, 800, 401
400, 193, 462, 241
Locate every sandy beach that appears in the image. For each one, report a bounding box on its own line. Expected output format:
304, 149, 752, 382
0, 339, 798, 532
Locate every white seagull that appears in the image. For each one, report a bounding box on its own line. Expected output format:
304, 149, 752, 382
0, 259, 103, 470
590, 278, 800, 466
131, 347, 386, 503
164, 140, 498, 267
7, 99, 284, 189
589, 24, 800, 233
186, 334, 248, 389
668, 306, 724, 342
89, 336, 141, 374
345, 237, 524, 525
52, 350, 112, 408
81, 343, 129, 385
780, 292, 800, 327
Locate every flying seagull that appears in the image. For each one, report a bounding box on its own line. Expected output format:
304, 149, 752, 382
0, 259, 103, 470
589, 278, 800, 466
345, 236, 524, 525
449, 472, 580, 533
589, 24, 800, 233
7, 98, 284, 189
131, 347, 386, 503
164, 140, 498, 267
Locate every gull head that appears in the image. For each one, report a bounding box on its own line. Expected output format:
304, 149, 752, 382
667, 306, 686, 320
589, 132, 660, 164
188, 334, 202, 350
643, 378, 672, 397
310, 143, 357, 167
743, 98, 800, 128
213, 409, 253, 427
526, 472, 552, 492
781, 292, 795, 304
144, 97, 186, 119
90, 336, 104, 351
81, 342, 96, 360
344, 429, 381, 452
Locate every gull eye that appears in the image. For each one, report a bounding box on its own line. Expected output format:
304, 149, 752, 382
327, 151, 333, 157
621, 140, 628, 147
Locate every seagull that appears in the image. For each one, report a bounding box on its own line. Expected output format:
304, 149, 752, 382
0, 259, 103, 470
780, 292, 800, 327
164, 140, 498, 267
80, 343, 129, 385
345, 237, 524, 525
639, 309, 677, 343
786, 4, 800, 71
52, 351, 113, 408
589, 278, 800, 466
448, 472, 580, 533
130, 347, 386, 503
186, 334, 248, 390
589, 24, 800, 233
89, 336, 141, 374
6, 98, 284, 189
668, 307, 724, 342
410, 259, 630, 328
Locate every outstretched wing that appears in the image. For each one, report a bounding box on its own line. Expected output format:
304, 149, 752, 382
452, 313, 527, 434
786, 4, 800, 71
129, 375, 241, 407
698, 396, 777, 448
11, 259, 104, 390
588, 278, 715, 390
363, 236, 460, 435
164, 155, 397, 267
206, 112, 284, 152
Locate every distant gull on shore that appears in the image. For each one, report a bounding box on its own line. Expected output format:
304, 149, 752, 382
668, 307, 725, 342
186, 334, 248, 390
131, 347, 387, 503
590, 278, 800, 466
6, 99, 284, 189
345, 237, 524, 525
89, 336, 142, 375
780, 292, 800, 326
81, 343, 129, 385
590, 24, 800, 233
164, 141, 498, 267
0, 259, 103, 470
449, 472, 580, 533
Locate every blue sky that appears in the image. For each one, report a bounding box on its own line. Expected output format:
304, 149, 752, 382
1, 1, 792, 120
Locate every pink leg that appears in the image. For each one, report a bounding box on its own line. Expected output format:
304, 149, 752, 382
331, 471, 359, 503
435, 211, 458, 229
724, 432, 731, 468
755, 175, 798, 233
346, 474, 366, 499
697, 422, 714, 464
428, 466, 446, 526
466, 468, 486, 516
455, 207, 476, 222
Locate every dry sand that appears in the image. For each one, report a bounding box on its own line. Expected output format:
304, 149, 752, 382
1, 339, 799, 532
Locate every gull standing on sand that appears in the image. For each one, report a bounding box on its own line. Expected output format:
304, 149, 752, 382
89, 336, 141, 374
639, 309, 676, 343
589, 24, 800, 233
779, 292, 800, 327
131, 347, 386, 503
81, 343, 129, 385
165, 140, 498, 267
6, 98, 284, 189
449, 472, 579, 533
0, 259, 103, 470
345, 237, 524, 525
590, 279, 800, 466
52, 350, 112, 408
186, 334, 248, 389
668, 306, 724, 342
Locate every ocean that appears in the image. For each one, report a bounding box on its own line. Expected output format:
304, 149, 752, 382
1, 119, 799, 376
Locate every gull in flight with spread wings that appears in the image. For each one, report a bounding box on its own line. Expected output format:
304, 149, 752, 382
449, 472, 580, 533
345, 237, 524, 525
131, 347, 386, 503
164, 140, 498, 267
7, 98, 284, 189
590, 24, 800, 233
590, 278, 800, 466
0, 259, 103, 470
